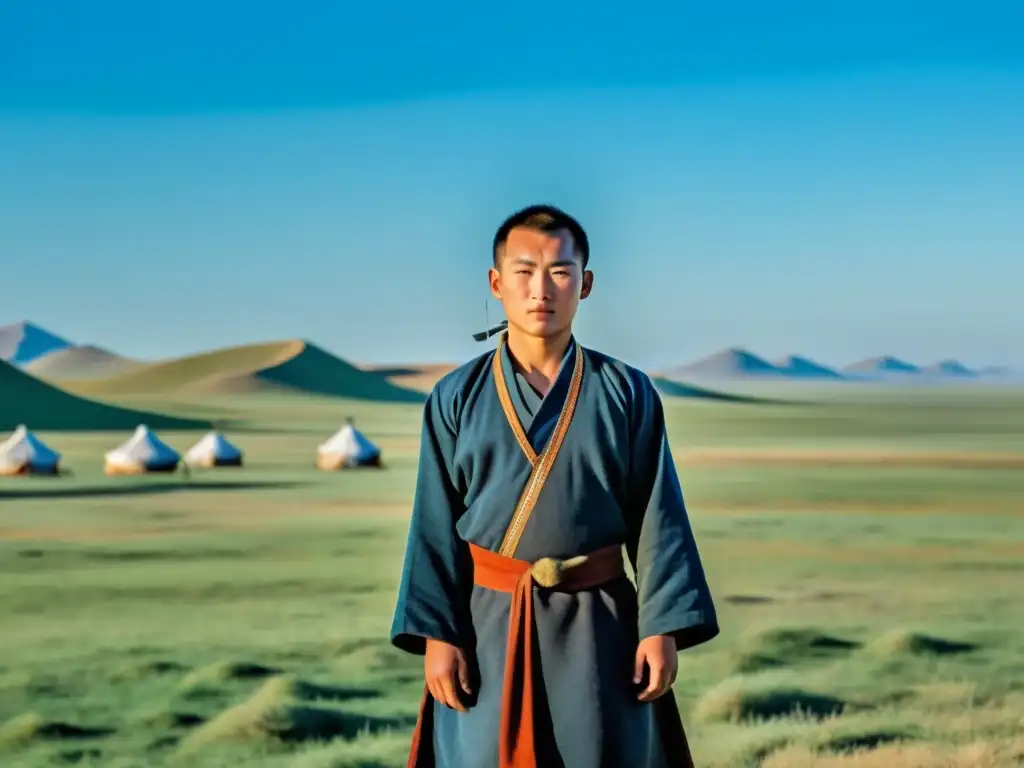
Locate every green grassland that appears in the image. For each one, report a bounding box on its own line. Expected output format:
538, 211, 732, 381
1, 386, 1022, 767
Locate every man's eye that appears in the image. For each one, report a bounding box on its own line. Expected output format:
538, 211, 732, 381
516, 270, 531, 275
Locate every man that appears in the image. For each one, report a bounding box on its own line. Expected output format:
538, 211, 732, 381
390, 204, 719, 767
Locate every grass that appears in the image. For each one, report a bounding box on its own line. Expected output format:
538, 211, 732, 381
0, 385, 1022, 766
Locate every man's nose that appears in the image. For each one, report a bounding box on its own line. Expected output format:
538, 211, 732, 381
530, 270, 554, 299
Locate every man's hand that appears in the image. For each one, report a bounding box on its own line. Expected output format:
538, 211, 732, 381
425, 638, 472, 712
634, 634, 678, 702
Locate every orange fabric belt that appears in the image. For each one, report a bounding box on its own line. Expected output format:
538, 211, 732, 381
470, 542, 626, 768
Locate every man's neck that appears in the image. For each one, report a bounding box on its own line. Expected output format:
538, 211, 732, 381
505, 326, 573, 390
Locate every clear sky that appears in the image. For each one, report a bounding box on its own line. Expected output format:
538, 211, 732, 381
1, 0, 1022, 370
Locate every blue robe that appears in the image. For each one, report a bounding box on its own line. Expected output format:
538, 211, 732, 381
390, 336, 719, 767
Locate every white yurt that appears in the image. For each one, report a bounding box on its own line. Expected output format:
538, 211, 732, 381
104, 425, 180, 475
184, 431, 243, 468
317, 417, 382, 469
0, 425, 61, 476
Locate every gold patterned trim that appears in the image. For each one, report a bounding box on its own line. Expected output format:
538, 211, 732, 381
492, 342, 538, 466
495, 337, 585, 558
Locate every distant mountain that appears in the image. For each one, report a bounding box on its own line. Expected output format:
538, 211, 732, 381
773, 355, 844, 379
0, 322, 74, 365
25, 345, 140, 380
978, 365, 1014, 377
919, 359, 977, 378
664, 347, 780, 379
843, 355, 920, 376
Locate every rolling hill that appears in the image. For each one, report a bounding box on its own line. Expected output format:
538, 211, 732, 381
773, 355, 844, 379
843, 355, 920, 376
362, 363, 458, 393
0, 360, 210, 432
67, 340, 426, 402
0, 322, 74, 365
25, 345, 141, 380
662, 347, 781, 380
651, 377, 776, 403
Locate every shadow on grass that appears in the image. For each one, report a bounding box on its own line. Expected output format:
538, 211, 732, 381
868, 630, 979, 658
280, 679, 382, 704
823, 730, 912, 752
274, 709, 416, 743
0, 714, 116, 748
0, 480, 308, 501
695, 682, 848, 724
723, 594, 776, 605
57, 747, 104, 763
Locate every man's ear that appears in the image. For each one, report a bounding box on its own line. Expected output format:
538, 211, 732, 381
488, 267, 502, 300
580, 270, 594, 300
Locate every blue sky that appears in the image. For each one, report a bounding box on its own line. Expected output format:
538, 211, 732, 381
1, 1, 1022, 370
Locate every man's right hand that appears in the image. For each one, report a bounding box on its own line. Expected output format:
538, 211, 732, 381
424, 638, 472, 712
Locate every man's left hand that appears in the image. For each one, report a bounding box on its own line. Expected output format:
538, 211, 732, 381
634, 634, 678, 702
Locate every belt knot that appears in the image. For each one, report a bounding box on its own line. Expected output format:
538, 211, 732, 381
530, 554, 589, 588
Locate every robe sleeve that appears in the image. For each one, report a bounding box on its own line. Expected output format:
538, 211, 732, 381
389, 384, 472, 656
625, 373, 720, 650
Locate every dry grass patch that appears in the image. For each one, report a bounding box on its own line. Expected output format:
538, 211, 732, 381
177, 674, 404, 755
676, 448, 1024, 470
694, 677, 848, 724
178, 660, 281, 692
695, 499, 1024, 516
713, 537, 1024, 565
762, 738, 1024, 767
111, 659, 190, 681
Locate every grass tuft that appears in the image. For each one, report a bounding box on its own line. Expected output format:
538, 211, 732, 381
866, 630, 979, 658
178, 675, 408, 754
178, 660, 281, 691
111, 659, 190, 681
694, 678, 848, 724
727, 626, 860, 673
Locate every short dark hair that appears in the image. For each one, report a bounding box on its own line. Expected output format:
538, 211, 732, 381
492, 204, 590, 269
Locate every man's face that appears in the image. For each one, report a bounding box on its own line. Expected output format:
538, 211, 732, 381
489, 226, 593, 339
